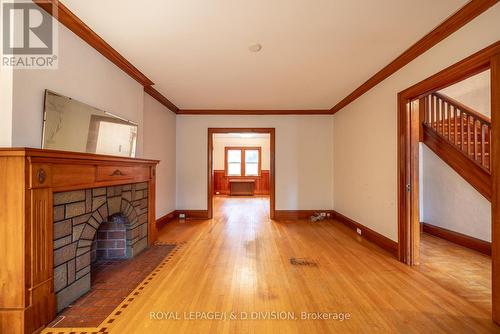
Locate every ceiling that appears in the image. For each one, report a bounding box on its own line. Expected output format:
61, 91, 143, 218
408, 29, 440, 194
63, 0, 467, 110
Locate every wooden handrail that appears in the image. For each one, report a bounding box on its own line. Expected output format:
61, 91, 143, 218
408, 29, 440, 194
423, 92, 491, 172
432, 92, 490, 124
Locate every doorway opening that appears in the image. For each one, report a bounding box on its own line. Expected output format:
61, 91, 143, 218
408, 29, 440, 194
208, 128, 275, 220
397, 43, 500, 323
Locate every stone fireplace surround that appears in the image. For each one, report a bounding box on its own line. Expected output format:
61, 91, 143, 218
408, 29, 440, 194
53, 182, 149, 311
0, 148, 158, 334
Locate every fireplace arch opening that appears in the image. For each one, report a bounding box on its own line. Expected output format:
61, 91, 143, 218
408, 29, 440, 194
53, 183, 149, 312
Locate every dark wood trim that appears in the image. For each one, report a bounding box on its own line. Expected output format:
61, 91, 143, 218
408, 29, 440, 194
144, 86, 179, 113
274, 210, 334, 220
423, 125, 492, 200
330, 0, 498, 114
332, 210, 398, 258
491, 52, 500, 324
156, 210, 177, 230
208, 128, 275, 220
422, 222, 491, 255
175, 210, 210, 220
34, 0, 152, 86
177, 109, 331, 115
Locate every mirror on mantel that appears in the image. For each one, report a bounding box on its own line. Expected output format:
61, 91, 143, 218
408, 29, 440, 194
42, 90, 138, 157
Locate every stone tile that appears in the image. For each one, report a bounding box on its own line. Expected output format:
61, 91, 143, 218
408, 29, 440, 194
53, 263, 67, 293
91, 210, 103, 224
80, 224, 96, 240
72, 223, 84, 242
133, 190, 143, 201
78, 239, 92, 248
65, 202, 86, 219
54, 235, 72, 249
92, 187, 106, 197
75, 265, 90, 280
121, 191, 132, 202
76, 252, 91, 272
108, 197, 121, 216
85, 189, 92, 212
54, 242, 77, 267
67, 259, 75, 285
56, 273, 91, 312
54, 219, 72, 239
76, 246, 90, 256
138, 213, 148, 225
53, 205, 65, 222
54, 190, 86, 206
88, 216, 100, 229
72, 213, 91, 226
92, 196, 106, 211
139, 223, 148, 238
98, 204, 108, 221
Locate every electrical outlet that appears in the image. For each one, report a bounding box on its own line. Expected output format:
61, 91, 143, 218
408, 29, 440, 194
326, 213, 331, 217
179, 213, 186, 219
320, 212, 327, 217
356, 228, 362, 235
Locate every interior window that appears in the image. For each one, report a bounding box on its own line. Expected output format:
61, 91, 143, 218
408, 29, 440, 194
245, 149, 259, 176
225, 147, 261, 177
227, 149, 242, 176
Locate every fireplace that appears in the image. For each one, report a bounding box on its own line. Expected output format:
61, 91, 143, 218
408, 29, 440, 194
53, 183, 149, 311
0, 148, 158, 333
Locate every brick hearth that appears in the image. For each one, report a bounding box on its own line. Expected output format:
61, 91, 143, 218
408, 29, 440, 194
53, 182, 149, 311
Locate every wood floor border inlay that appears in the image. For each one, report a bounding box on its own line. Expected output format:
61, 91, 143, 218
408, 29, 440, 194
41, 242, 186, 334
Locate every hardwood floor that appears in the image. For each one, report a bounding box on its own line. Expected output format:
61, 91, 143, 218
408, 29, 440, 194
418, 232, 492, 315
43, 196, 498, 333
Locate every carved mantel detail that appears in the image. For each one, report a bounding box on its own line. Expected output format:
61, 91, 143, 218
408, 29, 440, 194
0, 148, 159, 334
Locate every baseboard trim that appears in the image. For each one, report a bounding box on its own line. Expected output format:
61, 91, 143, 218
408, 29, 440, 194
332, 210, 398, 258
422, 222, 491, 256
156, 211, 176, 230
176, 210, 210, 220
274, 210, 334, 220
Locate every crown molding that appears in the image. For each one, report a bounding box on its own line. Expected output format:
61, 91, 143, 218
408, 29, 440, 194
177, 109, 331, 115
330, 0, 498, 114
144, 86, 179, 113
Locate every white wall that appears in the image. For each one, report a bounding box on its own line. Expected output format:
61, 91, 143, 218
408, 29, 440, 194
176, 115, 334, 210
439, 69, 491, 118
420, 145, 491, 241
143, 94, 176, 217
11, 23, 144, 154
0, 65, 13, 147
333, 4, 500, 241
213, 135, 270, 170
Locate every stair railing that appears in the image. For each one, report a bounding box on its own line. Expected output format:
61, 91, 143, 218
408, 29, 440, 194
423, 92, 491, 172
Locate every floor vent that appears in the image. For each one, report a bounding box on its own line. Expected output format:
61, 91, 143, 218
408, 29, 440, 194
290, 257, 317, 266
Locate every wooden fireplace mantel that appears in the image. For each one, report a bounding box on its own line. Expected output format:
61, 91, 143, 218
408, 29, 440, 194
0, 148, 159, 334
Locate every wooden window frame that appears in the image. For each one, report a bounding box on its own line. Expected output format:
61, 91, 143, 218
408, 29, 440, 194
224, 147, 262, 177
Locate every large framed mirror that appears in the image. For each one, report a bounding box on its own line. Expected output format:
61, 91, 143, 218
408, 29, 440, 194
42, 90, 138, 157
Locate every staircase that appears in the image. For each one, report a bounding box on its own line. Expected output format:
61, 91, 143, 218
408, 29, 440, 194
421, 92, 491, 200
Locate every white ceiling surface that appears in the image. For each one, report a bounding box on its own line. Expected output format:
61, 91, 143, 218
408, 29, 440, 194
63, 0, 467, 110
